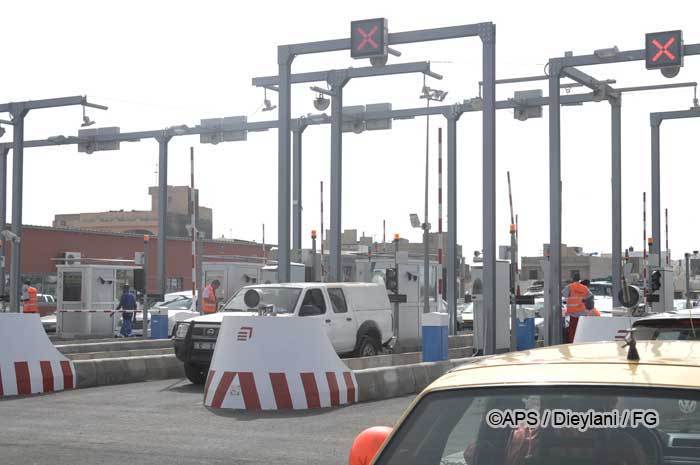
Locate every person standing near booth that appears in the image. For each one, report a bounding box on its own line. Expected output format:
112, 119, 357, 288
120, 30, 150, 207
116, 284, 136, 337
21, 280, 38, 314
201, 279, 220, 314
562, 275, 593, 343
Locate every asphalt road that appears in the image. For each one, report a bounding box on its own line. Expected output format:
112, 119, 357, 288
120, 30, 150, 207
0, 379, 414, 465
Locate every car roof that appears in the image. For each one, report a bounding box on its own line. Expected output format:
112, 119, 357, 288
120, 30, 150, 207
245, 282, 381, 290
634, 310, 700, 322
430, 341, 700, 391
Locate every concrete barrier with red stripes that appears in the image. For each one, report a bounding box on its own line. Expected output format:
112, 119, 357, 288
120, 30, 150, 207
204, 316, 357, 410
0, 313, 75, 397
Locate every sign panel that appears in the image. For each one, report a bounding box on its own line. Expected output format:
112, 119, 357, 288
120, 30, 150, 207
645, 30, 683, 69
200, 116, 247, 144
351, 18, 388, 59
78, 127, 120, 153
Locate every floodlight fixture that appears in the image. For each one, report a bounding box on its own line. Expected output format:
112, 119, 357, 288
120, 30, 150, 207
409, 213, 421, 229
594, 46, 621, 59
313, 93, 330, 111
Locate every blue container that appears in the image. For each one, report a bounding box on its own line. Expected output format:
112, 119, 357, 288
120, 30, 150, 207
422, 312, 449, 362
516, 318, 536, 350
150, 312, 170, 339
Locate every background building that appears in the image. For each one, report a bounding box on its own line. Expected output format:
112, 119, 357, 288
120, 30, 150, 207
4, 225, 265, 296
53, 185, 213, 239
521, 244, 612, 283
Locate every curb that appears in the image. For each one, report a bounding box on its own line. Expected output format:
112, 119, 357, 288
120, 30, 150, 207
75, 354, 184, 388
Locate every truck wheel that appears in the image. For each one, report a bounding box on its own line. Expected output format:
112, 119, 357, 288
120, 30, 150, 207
184, 363, 207, 385
356, 336, 380, 358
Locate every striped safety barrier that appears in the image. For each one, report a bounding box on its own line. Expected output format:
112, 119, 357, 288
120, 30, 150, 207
0, 313, 76, 397
203, 315, 357, 411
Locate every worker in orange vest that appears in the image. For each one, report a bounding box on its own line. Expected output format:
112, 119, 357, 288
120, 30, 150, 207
21, 280, 38, 314
201, 279, 220, 314
562, 276, 593, 343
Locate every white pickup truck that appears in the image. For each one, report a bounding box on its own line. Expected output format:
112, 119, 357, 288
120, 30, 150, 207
172, 282, 395, 384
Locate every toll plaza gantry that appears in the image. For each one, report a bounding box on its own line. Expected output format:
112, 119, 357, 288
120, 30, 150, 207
650, 106, 700, 267
544, 29, 700, 346
265, 19, 499, 354
0, 95, 108, 313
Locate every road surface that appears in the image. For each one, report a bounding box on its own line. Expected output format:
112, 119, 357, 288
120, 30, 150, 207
0, 378, 413, 465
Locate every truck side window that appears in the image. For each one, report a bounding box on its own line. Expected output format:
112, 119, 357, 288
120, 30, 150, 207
328, 288, 348, 314
301, 289, 326, 315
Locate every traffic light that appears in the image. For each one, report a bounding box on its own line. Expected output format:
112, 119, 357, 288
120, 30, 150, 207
650, 270, 662, 292
351, 18, 388, 59
385, 267, 398, 294
645, 30, 683, 70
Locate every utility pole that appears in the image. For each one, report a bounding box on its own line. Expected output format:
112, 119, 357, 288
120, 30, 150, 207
143, 235, 150, 337
507, 171, 518, 351
686, 253, 692, 310
190, 147, 197, 305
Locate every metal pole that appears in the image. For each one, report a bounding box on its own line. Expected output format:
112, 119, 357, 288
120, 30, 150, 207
686, 253, 691, 309
320, 181, 324, 282
643, 192, 648, 302
611, 98, 622, 307
277, 48, 293, 283
292, 124, 304, 259
437, 127, 444, 308
311, 231, 317, 281
10, 109, 26, 313
156, 136, 170, 299
446, 114, 458, 336
329, 78, 344, 282
546, 61, 563, 346
507, 172, 517, 352
423, 98, 431, 315
665, 208, 669, 267
0, 147, 8, 307
481, 24, 497, 355
651, 119, 662, 267
190, 147, 196, 303
143, 236, 149, 336
195, 190, 202, 312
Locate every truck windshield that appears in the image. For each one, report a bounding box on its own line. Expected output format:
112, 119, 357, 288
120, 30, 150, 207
376, 385, 700, 465
223, 287, 302, 313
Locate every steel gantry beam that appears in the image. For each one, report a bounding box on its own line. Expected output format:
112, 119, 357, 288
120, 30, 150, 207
269, 20, 498, 352
649, 107, 700, 268
545, 40, 700, 346
0, 95, 107, 312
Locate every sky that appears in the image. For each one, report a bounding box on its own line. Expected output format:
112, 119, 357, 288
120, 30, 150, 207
2, 0, 700, 261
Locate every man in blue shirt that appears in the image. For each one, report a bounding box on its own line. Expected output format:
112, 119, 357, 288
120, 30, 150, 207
117, 284, 137, 337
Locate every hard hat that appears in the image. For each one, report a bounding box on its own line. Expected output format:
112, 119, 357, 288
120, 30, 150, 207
348, 426, 392, 465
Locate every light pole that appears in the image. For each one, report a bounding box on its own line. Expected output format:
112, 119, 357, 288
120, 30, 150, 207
410, 213, 431, 314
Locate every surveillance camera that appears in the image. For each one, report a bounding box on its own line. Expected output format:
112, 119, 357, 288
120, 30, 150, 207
313, 95, 330, 111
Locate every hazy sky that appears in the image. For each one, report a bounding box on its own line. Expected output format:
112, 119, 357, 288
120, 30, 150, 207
2, 0, 700, 260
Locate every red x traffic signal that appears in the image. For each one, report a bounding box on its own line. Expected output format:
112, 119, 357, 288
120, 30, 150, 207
351, 18, 388, 59
646, 30, 683, 70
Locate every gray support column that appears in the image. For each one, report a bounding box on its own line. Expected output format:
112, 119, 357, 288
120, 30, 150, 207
157, 136, 170, 298
292, 123, 305, 258
328, 75, 346, 282
611, 97, 622, 306
446, 113, 458, 336
480, 24, 497, 354
277, 47, 293, 282
651, 117, 662, 265
0, 147, 8, 303
546, 61, 563, 346
10, 109, 27, 313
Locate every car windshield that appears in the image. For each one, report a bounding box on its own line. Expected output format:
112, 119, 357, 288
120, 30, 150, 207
634, 319, 700, 341
160, 298, 193, 310
376, 386, 700, 465
223, 287, 302, 313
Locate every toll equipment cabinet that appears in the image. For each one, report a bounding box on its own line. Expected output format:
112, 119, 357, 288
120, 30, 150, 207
56, 264, 143, 338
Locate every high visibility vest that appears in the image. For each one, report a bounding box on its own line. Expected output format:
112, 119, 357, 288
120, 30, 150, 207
564, 282, 589, 317
23, 287, 38, 314
202, 285, 217, 314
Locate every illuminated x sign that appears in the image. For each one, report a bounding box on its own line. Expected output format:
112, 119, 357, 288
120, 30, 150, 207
646, 30, 683, 69
351, 18, 388, 59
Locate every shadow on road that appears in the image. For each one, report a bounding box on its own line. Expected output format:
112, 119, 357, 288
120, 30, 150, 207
205, 404, 355, 420
160, 379, 203, 393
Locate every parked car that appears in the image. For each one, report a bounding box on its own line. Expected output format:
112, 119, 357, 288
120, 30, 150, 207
633, 310, 700, 340
351, 340, 700, 465
36, 293, 57, 316
173, 282, 395, 384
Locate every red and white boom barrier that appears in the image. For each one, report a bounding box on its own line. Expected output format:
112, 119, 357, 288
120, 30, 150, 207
573, 316, 641, 343
0, 313, 75, 397
204, 316, 357, 411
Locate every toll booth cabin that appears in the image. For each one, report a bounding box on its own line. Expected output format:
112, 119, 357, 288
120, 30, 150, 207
56, 264, 144, 338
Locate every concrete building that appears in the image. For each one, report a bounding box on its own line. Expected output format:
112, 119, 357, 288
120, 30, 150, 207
53, 186, 213, 239
4, 225, 265, 296
520, 244, 612, 283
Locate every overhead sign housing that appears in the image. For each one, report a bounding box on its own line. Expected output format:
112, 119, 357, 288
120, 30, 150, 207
351, 18, 388, 59
645, 30, 684, 70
